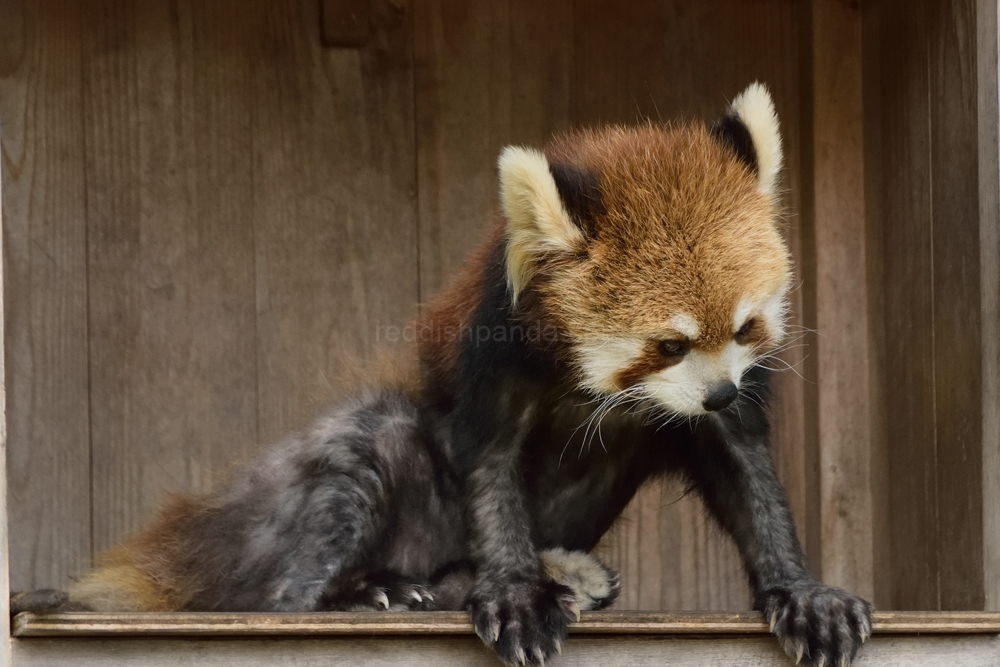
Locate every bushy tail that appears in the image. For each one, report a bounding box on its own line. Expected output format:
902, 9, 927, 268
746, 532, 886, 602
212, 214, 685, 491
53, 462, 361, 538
66, 494, 206, 612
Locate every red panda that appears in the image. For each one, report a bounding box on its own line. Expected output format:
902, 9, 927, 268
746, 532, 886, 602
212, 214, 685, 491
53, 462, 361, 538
16, 83, 870, 667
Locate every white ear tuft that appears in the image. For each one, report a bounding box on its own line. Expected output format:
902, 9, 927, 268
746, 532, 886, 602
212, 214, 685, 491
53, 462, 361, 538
498, 146, 585, 303
730, 82, 783, 197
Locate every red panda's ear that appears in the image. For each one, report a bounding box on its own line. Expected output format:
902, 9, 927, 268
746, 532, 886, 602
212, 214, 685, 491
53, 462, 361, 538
498, 146, 587, 304
711, 82, 783, 197
548, 163, 604, 236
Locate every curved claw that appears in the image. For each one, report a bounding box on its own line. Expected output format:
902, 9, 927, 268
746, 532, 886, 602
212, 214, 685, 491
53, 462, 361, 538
760, 582, 872, 667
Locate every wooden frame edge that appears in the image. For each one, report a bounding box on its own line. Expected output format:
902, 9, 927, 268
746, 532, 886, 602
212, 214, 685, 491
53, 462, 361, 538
978, 0, 1000, 613
1, 123, 12, 666
11, 611, 1000, 639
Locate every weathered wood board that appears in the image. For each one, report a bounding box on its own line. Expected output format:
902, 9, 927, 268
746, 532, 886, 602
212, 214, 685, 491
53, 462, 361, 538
10, 612, 1000, 667
862, 0, 992, 610
0, 0, 92, 594
11, 635, 1000, 667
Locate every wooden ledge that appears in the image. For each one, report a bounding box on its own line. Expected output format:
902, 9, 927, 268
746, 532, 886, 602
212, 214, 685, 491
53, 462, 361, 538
13, 610, 1000, 638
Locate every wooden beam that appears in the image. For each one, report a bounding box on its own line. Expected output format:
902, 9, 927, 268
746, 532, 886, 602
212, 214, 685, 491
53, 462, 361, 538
11, 634, 999, 667
1, 124, 12, 667
929, 0, 986, 612
12, 610, 1000, 637
9, 613, 1000, 667
0, 0, 92, 595
808, 0, 873, 599
863, 0, 993, 610
978, 0, 1000, 612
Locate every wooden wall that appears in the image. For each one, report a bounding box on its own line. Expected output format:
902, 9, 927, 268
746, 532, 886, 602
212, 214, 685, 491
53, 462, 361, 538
802, 0, 1000, 612
861, 0, 997, 611
0, 0, 995, 613
1, 0, 421, 594
0, 0, 808, 609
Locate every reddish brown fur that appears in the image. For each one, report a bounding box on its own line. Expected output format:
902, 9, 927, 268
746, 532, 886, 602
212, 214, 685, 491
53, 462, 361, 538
541, 123, 788, 349
417, 221, 502, 380
420, 121, 789, 385
71, 495, 209, 611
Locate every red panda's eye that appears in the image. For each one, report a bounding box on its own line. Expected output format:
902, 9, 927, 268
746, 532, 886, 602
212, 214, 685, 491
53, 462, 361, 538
657, 339, 690, 358
735, 318, 757, 341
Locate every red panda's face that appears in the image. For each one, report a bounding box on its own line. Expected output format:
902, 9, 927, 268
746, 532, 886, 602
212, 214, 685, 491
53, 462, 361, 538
500, 84, 791, 416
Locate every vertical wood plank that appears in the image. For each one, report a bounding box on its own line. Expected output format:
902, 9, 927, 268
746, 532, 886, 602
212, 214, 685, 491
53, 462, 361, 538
868, 0, 940, 610
414, 0, 573, 299
576, 0, 806, 611
0, 0, 91, 591
413, 0, 512, 298
413, 0, 574, 299
809, 0, 874, 599
929, 0, 985, 611
251, 0, 419, 443
862, 0, 893, 612
0, 124, 12, 662
866, 0, 993, 611
978, 0, 1000, 612
86, 0, 259, 552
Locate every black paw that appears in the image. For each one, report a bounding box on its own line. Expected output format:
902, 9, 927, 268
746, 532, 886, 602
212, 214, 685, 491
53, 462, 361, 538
756, 582, 873, 667
467, 576, 577, 666
11, 589, 67, 615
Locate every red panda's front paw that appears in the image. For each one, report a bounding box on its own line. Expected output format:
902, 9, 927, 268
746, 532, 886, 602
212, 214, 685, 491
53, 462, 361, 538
467, 576, 577, 666
756, 582, 873, 667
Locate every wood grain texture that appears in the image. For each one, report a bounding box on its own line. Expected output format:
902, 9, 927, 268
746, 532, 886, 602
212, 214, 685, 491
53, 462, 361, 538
320, 0, 372, 47
10, 633, 1000, 667
868, 0, 940, 610
11, 610, 1000, 637
85, 0, 260, 553
808, 0, 874, 599
252, 0, 419, 445
865, 0, 992, 610
929, 0, 985, 611
413, 0, 511, 297
413, 0, 574, 298
0, 0, 92, 592
861, 0, 893, 613
977, 0, 1000, 613
0, 124, 12, 665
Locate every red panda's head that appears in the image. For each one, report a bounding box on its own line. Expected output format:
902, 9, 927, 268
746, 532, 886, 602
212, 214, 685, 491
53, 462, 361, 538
499, 83, 791, 416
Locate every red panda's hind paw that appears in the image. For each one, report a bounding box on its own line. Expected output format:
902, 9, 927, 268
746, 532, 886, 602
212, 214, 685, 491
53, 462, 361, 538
540, 548, 620, 611
323, 575, 436, 611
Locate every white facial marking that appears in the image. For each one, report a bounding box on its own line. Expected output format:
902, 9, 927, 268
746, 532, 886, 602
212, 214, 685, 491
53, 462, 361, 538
642, 341, 756, 416
734, 298, 756, 331
667, 312, 700, 340
576, 337, 644, 394
735, 290, 789, 343
761, 290, 789, 340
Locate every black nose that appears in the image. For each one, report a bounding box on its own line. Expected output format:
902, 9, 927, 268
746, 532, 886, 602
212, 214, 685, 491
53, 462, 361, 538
703, 382, 739, 412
